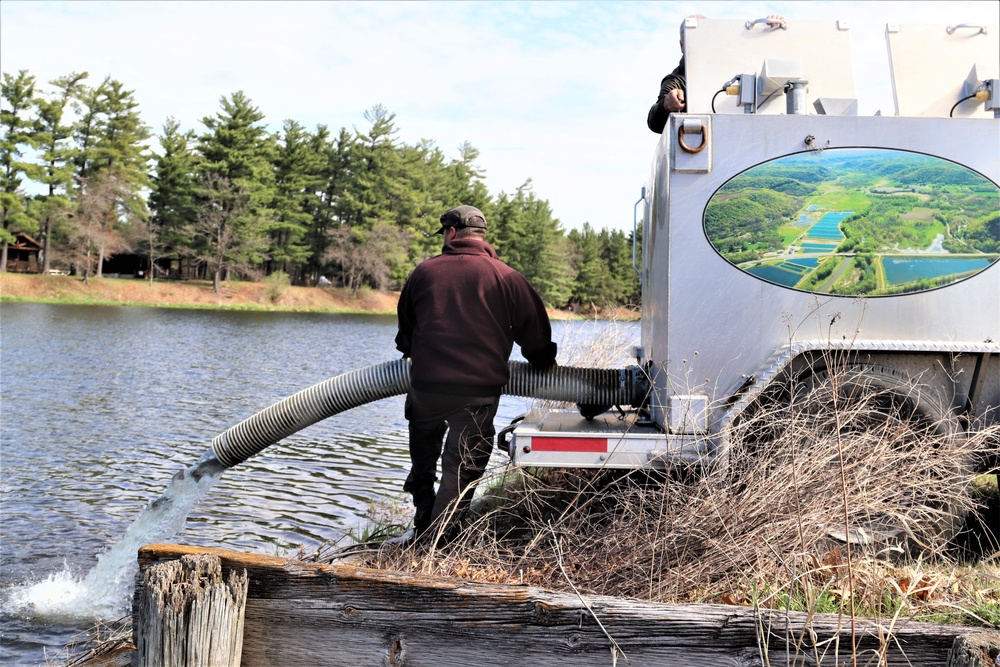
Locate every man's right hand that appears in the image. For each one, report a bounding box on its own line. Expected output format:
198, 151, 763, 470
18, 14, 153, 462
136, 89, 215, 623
663, 88, 685, 112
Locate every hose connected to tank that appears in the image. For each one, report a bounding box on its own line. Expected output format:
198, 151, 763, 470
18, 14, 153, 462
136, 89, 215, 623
210, 359, 643, 469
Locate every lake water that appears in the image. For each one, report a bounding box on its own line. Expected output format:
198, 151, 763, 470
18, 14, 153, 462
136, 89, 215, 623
0, 303, 635, 665
882, 256, 995, 285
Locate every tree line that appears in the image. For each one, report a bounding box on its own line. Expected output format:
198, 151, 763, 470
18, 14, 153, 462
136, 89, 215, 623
1, 69, 639, 309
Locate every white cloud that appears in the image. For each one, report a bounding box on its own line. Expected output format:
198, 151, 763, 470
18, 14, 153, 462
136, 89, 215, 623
2, 0, 997, 233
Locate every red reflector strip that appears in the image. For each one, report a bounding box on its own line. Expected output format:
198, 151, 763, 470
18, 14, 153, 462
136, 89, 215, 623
531, 437, 608, 452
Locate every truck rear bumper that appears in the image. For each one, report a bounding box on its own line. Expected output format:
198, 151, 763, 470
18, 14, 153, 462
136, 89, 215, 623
509, 409, 712, 469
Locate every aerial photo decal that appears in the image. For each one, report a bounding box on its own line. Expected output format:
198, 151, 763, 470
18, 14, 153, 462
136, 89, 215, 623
704, 148, 999, 296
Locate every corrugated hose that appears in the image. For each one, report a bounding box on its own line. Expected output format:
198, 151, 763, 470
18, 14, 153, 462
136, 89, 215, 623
208, 359, 641, 469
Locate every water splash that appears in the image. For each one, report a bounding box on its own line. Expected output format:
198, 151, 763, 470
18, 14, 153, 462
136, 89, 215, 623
3, 451, 226, 621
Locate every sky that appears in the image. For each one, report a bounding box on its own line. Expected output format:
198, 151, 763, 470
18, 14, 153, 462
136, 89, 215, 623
2, 1, 997, 233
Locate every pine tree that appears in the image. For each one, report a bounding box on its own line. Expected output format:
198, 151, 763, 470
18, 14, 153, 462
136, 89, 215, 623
338, 104, 404, 230
187, 172, 265, 293
197, 91, 274, 278
568, 222, 611, 307
69, 76, 152, 276
269, 119, 320, 280
199, 91, 275, 197
70, 77, 107, 185
305, 125, 353, 285
493, 180, 572, 307
148, 117, 198, 279
26, 72, 87, 274
492, 188, 527, 269
518, 186, 573, 308
1, 69, 38, 272
91, 78, 151, 191
604, 228, 639, 305
396, 139, 450, 273
333, 105, 414, 286
447, 141, 493, 213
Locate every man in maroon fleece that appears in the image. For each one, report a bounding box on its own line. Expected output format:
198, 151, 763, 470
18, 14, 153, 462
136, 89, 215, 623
394, 204, 557, 545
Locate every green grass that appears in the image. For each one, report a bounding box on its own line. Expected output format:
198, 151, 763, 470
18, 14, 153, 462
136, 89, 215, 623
745, 581, 906, 619
811, 187, 872, 213
777, 223, 804, 245
907, 219, 948, 247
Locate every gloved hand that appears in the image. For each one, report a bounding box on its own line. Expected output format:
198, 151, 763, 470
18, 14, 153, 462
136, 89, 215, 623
525, 342, 558, 369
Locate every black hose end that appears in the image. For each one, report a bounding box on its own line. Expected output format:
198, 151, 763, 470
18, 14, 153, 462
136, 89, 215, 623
626, 365, 650, 409
577, 403, 612, 420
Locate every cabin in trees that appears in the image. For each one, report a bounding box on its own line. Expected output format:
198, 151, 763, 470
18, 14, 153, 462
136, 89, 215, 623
5, 233, 42, 273
100, 254, 176, 279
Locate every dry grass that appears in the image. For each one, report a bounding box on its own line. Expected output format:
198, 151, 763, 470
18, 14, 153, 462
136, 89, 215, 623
339, 352, 1000, 631
55, 617, 133, 667
357, 451, 996, 619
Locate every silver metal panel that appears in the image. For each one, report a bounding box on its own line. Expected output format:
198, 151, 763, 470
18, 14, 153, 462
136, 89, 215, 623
684, 19, 855, 116
886, 22, 999, 118
639, 130, 670, 388
646, 113, 999, 432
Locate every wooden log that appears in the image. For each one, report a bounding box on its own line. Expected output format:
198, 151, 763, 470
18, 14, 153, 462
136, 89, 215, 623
134, 553, 248, 667
136, 544, 1000, 667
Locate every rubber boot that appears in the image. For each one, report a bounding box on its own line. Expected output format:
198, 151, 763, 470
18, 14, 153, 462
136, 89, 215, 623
412, 493, 436, 536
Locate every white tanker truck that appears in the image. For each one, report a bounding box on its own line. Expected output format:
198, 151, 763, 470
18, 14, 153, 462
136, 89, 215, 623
506, 18, 999, 491
208, 18, 998, 547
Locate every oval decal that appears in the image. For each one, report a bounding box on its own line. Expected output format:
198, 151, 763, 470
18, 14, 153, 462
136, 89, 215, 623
704, 148, 999, 296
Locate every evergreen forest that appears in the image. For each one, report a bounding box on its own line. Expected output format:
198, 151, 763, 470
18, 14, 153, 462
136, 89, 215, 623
1, 69, 640, 309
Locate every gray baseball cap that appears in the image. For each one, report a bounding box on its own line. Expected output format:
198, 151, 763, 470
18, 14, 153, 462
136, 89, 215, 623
435, 205, 487, 235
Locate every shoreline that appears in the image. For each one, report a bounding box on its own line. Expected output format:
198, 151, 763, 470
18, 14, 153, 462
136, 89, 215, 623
0, 273, 400, 315
0, 273, 632, 321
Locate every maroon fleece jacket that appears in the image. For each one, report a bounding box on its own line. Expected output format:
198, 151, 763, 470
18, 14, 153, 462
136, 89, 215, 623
395, 238, 557, 395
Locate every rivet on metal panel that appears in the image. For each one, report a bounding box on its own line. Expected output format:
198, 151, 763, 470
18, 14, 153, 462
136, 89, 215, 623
523, 445, 531, 453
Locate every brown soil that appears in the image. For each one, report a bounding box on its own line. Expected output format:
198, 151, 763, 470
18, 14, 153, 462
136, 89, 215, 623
0, 273, 400, 314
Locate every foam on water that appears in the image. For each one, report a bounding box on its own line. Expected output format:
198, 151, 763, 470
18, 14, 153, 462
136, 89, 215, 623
3, 452, 226, 621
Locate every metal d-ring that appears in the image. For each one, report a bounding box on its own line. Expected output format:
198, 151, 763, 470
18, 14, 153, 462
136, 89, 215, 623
677, 120, 707, 154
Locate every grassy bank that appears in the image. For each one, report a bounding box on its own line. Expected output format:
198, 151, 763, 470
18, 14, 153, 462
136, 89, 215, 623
0, 272, 401, 314
0, 273, 611, 320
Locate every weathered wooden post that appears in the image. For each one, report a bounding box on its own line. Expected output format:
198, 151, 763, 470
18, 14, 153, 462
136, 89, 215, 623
135, 553, 248, 667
